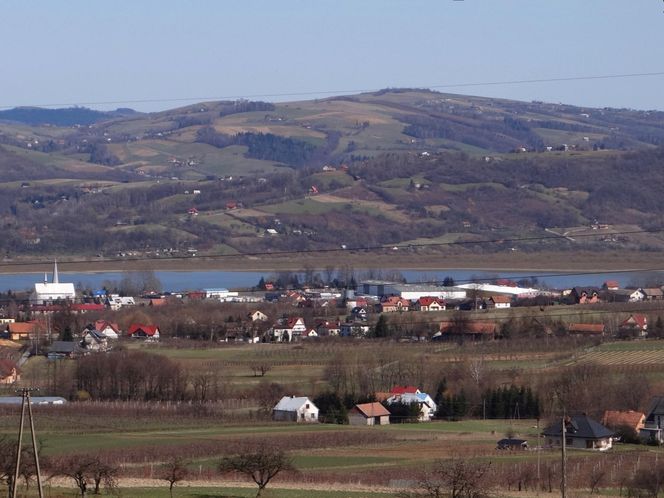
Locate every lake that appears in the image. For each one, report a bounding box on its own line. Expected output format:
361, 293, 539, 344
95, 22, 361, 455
1, 268, 660, 293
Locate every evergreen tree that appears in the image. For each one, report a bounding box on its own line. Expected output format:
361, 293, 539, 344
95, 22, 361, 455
62, 326, 73, 342
373, 314, 390, 338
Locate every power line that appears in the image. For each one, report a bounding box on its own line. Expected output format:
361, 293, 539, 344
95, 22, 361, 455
1, 70, 664, 110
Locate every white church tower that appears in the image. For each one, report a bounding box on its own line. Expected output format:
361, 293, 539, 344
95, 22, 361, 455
30, 261, 76, 304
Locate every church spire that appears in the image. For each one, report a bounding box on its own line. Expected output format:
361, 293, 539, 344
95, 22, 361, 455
53, 260, 59, 284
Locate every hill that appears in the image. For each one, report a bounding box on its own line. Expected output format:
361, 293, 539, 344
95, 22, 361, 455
0, 89, 663, 263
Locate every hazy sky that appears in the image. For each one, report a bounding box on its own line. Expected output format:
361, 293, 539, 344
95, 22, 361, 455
2, 0, 663, 111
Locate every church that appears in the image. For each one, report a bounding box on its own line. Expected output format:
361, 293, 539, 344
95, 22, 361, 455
30, 261, 77, 305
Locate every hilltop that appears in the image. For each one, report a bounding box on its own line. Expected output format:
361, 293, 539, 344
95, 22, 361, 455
0, 89, 663, 265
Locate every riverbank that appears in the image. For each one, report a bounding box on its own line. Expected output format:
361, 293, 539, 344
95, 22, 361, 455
0, 250, 661, 274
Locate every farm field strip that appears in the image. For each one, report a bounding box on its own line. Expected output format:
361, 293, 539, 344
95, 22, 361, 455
577, 350, 664, 365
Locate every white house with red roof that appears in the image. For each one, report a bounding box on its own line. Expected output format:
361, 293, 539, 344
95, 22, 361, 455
94, 320, 120, 339
127, 324, 160, 340
620, 314, 648, 338
413, 297, 446, 312
271, 317, 307, 342
487, 295, 511, 309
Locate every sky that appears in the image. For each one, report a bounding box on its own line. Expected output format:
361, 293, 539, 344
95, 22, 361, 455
1, 0, 663, 112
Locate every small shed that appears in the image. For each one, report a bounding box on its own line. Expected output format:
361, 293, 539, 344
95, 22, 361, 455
272, 396, 319, 423
497, 438, 528, 450
349, 402, 391, 426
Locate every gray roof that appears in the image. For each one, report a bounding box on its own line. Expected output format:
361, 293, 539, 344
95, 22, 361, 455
542, 415, 613, 439
646, 396, 664, 420
273, 396, 315, 412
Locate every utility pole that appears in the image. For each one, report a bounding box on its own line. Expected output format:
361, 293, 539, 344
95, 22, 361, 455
536, 418, 541, 495
561, 414, 567, 498
12, 388, 44, 498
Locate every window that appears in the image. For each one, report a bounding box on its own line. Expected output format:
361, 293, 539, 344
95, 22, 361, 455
306, 403, 310, 409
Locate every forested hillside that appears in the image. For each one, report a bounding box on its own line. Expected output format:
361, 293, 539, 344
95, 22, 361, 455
0, 89, 663, 260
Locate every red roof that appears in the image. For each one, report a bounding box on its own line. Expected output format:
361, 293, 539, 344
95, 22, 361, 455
95, 320, 120, 333
391, 385, 419, 395
567, 323, 605, 334
71, 303, 105, 312
604, 280, 620, 289
622, 314, 647, 329
418, 296, 444, 306
127, 324, 160, 337
489, 295, 511, 304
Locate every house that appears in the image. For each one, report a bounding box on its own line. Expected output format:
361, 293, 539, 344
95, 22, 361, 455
340, 322, 370, 337
567, 323, 605, 336
48, 341, 85, 359
542, 415, 613, 451
391, 386, 420, 395
81, 330, 109, 352
413, 297, 446, 312
7, 322, 42, 341
92, 320, 120, 340
350, 307, 368, 321
487, 295, 511, 309
601, 410, 646, 436
315, 320, 341, 337
385, 392, 437, 422
271, 317, 307, 342
0, 359, 20, 384
435, 321, 497, 341
619, 314, 648, 339
605, 289, 644, 303
127, 324, 160, 340
569, 287, 601, 304
380, 296, 410, 313
497, 438, 528, 450
301, 328, 318, 339
272, 396, 319, 423
106, 295, 135, 310
248, 310, 268, 322
602, 280, 620, 291
349, 402, 391, 426
641, 397, 664, 443
187, 207, 199, 216
640, 288, 664, 301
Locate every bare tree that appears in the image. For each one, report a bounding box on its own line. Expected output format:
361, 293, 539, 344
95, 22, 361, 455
250, 362, 273, 377
588, 464, 606, 495
399, 459, 491, 498
161, 457, 189, 498
219, 446, 294, 497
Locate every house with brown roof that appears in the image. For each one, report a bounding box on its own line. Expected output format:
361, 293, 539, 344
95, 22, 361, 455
601, 410, 645, 434
567, 323, 605, 336
640, 288, 664, 301
435, 320, 497, 341
349, 402, 391, 426
0, 359, 20, 384
6, 322, 42, 341
380, 296, 410, 313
